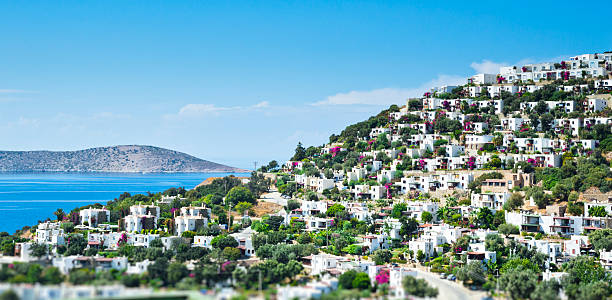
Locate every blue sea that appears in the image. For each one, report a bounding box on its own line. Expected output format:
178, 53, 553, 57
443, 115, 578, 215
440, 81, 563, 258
0, 172, 247, 233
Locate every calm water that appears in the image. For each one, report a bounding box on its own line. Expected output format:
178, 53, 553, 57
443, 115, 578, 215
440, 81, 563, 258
0, 172, 247, 233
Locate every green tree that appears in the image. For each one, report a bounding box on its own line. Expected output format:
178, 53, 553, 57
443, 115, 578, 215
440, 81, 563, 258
403, 275, 438, 298
234, 202, 253, 215
29, 243, 48, 259
540, 113, 554, 132
167, 262, 189, 286
211, 235, 238, 249
561, 256, 610, 299
421, 211, 433, 223
222, 247, 242, 261
552, 183, 570, 202
372, 249, 392, 265
352, 272, 371, 290
399, 217, 418, 240
498, 266, 538, 300
0, 290, 19, 300
484, 234, 505, 253
456, 261, 486, 285
338, 269, 357, 289
589, 206, 608, 217
291, 142, 306, 161
589, 229, 612, 252
503, 193, 524, 211
326, 203, 346, 217
530, 280, 560, 300
147, 257, 169, 283
226, 186, 256, 205
500, 258, 540, 274
54, 208, 65, 221
391, 203, 407, 218
26, 264, 43, 283
416, 249, 425, 261
68, 268, 95, 285
579, 281, 611, 300
41, 266, 64, 284
476, 207, 494, 229
498, 223, 519, 237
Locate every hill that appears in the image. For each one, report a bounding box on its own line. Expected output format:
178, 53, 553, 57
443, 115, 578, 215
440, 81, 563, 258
0, 145, 247, 173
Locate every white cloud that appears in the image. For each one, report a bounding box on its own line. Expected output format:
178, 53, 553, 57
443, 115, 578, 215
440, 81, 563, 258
252, 101, 269, 108
0, 89, 30, 94
312, 74, 465, 106
172, 101, 271, 118
470, 60, 508, 74
178, 104, 236, 116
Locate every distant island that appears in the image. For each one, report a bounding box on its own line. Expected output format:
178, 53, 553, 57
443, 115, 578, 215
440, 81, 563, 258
0, 145, 248, 173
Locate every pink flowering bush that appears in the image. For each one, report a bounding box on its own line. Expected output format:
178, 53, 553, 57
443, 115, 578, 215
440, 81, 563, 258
466, 157, 476, 170
376, 269, 390, 285
527, 158, 537, 166
117, 233, 128, 246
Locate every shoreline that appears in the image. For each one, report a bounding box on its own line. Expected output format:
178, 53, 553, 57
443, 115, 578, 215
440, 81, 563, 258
0, 170, 252, 174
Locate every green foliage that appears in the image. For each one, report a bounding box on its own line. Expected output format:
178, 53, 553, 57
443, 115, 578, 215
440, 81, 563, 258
500, 258, 540, 274
588, 229, 612, 252
484, 234, 505, 253
147, 257, 169, 283
167, 262, 189, 286
291, 142, 306, 161
476, 207, 494, 229
530, 280, 560, 300
0, 290, 19, 300
498, 223, 519, 237
561, 256, 611, 299
255, 244, 317, 264
234, 202, 253, 215
69, 268, 96, 285
589, 206, 608, 217
211, 235, 238, 250
402, 275, 438, 298
226, 186, 256, 205
391, 203, 407, 218
326, 203, 346, 217
65, 234, 87, 256
351, 272, 371, 290
503, 193, 524, 211
469, 172, 503, 191
372, 249, 392, 265
338, 269, 358, 289
456, 261, 486, 285
498, 266, 538, 300
421, 211, 433, 223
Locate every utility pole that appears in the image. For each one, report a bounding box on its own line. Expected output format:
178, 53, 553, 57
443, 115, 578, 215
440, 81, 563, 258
258, 269, 262, 293
254, 161, 258, 173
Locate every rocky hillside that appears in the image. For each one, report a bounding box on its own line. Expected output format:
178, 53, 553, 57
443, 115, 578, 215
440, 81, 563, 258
0, 145, 247, 173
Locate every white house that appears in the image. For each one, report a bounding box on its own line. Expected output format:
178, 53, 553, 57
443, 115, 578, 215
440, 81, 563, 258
35, 222, 66, 246
79, 208, 110, 227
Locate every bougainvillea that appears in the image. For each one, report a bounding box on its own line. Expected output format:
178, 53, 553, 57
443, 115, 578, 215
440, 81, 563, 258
375, 269, 390, 285
466, 156, 476, 170
117, 233, 128, 247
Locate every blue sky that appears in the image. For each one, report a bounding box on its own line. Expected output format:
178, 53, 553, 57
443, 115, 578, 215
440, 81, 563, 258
0, 1, 610, 169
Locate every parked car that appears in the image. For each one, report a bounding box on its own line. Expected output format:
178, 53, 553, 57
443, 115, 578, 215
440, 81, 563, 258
447, 274, 456, 281
439, 273, 446, 279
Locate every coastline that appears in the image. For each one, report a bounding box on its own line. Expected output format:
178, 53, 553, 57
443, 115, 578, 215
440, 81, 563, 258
0, 172, 248, 233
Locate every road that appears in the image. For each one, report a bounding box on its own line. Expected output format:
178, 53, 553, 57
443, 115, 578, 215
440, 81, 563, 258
412, 269, 485, 300
259, 189, 288, 206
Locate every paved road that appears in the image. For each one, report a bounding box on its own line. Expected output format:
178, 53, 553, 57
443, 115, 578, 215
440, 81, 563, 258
259, 189, 288, 206
412, 269, 485, 300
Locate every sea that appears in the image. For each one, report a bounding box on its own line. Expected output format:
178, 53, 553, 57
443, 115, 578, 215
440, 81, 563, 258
0, 172, 248, 233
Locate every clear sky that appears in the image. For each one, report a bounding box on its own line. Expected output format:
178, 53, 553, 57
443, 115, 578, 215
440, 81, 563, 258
1, 1, 610, 169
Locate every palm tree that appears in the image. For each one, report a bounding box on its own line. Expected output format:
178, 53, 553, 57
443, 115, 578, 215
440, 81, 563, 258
54, 208, 65, 221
